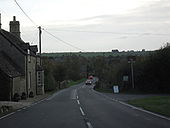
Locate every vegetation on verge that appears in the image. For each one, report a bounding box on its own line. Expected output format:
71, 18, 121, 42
128, 96, 170, 117
42, 55, 88, 92
94, 88, 113, 93
93, 44, 170, 93
68, 78, 86, 87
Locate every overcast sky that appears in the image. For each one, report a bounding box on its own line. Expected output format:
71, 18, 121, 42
1, 0, 170, 52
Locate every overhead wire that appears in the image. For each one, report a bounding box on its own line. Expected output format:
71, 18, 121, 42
42, 28, 86, 51
14, 0, 85, 51
51, 29, 170, 36
13, 0, 170, 52
42, 28, 85, 52
14, 0, 38, 27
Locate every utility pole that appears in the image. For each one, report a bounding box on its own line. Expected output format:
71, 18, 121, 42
38, 26, 42, 65
128, 56, 136, 89
130, 59, 135, 89
0, 13, 2, 30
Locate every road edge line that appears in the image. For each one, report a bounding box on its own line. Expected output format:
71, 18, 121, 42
118, 100, 170, 121
92, 89, 170, 121
0, 112, 15, 120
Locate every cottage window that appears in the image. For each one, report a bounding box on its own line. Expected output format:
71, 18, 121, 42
28, 50, 31, 63
37, 71, 44, 87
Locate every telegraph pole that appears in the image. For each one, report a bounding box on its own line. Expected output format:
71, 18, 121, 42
130, 59, 135, 89
0, 13, 2, 30
128, 56, 136, 89
38, 26, 42, 65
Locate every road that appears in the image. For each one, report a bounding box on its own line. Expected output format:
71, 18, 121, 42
0, 82, 170, 128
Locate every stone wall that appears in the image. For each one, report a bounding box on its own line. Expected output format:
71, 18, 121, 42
27, 55, 37, 97
12, 76, 26, 96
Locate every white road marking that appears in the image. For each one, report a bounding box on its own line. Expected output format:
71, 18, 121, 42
33, 103, 37, 105
77, 100, 80, 105
22, 107, 26, 110
80, 107, 85, 116
26, 105, 31, 108
77, 96, 79, 99
86, 122, 93, 128
17, 109, 21, 112
118, 101, 170, 121
93, 89, 170, 121
0, 112, 15, 120
70, 89, 77, 100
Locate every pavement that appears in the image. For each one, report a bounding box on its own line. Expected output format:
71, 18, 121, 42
0, 82, 170, 128
0, 92, 52, 110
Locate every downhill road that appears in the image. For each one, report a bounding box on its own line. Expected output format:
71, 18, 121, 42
0, 82, 170, 128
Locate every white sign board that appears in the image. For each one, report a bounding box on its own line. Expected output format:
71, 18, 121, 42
123, 76, 128, 82
113, 86, 119, 93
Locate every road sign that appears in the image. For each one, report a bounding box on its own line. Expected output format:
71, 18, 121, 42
123, 76, 129, 82
113, 86, 119, 93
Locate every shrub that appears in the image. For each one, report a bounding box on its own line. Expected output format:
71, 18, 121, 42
13, 93, 20, 102
21, 92, 27, 100
29, 91, 34, 98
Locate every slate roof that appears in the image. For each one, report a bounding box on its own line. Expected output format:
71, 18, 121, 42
0, 29, 39, 77
0, 52, 21, 78
0, 29, 38, 56
0, 29, 27, 55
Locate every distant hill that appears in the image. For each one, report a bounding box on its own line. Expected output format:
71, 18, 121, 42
42, 50, 153, 58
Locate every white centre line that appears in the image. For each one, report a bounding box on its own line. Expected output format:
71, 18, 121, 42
86, 122, 93, 128
79, 107, 85, 116
77, 100, 80, 105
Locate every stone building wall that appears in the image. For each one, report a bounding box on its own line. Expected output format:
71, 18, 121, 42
27, 55, 37, 96
12, 76, 26, 96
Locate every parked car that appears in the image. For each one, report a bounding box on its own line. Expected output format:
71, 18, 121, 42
85, 80, 92, 85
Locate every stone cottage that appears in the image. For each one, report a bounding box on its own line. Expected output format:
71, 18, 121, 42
0, 16, 44, 101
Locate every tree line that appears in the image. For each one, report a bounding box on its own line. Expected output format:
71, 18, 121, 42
42, 45, 170, 93
42, 55, 88, 91
93, 45, 170, 93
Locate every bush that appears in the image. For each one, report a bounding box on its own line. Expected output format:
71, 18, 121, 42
13, 93, 20, 102
29, 91, 34, 98
21, 92, 27, 100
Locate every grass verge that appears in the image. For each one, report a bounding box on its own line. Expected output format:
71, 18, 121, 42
68, 78, 86, 87
95, 88, 113, 93
128, 96, 170, 117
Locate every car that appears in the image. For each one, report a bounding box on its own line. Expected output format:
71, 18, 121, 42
85, 80, 92, 85
88, 75, 93, 80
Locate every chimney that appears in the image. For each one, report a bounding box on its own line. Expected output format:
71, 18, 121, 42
9, 16, 21, 38
0, 13, 1, 30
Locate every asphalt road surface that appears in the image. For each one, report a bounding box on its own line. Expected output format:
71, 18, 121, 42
0, 82, 170, 128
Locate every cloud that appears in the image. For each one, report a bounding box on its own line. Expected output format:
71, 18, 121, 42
21, 0, 170, 52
